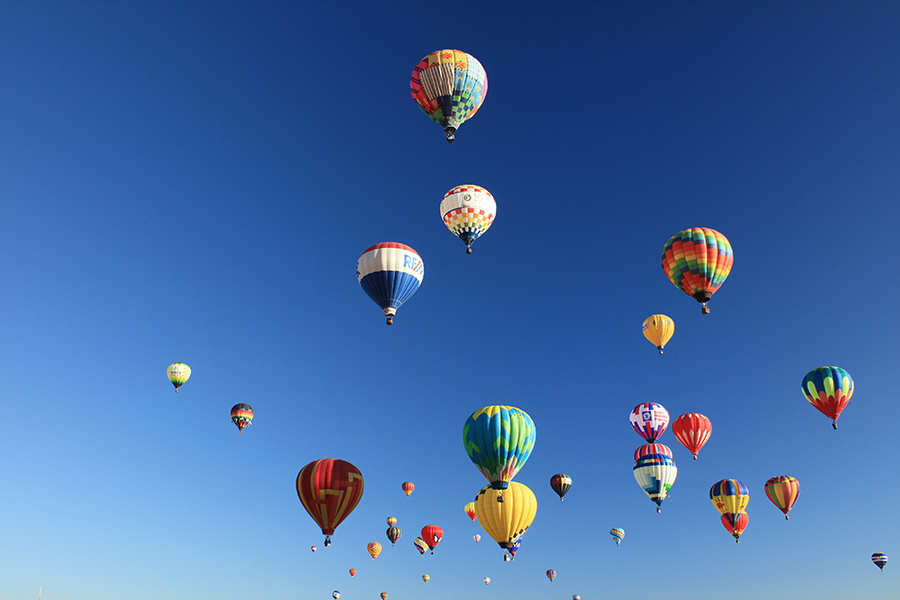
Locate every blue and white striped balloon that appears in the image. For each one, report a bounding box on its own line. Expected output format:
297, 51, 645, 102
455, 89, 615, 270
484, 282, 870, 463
357, 242, 424, 325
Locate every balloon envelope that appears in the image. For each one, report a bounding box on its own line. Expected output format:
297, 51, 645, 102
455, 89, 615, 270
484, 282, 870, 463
642, 314, 674, 353
629, 402, 670, 442
167, 363, 191, 391
473, 534, 481, 542
474, 482, 537, 555
440, 185, 496, 252
765, 476, 800, 519
349, 569, 356, 577
549, 474, 572, 500
357, 243, 423, 325
410, 50, 488, 142
634, 443, 673, 462
710, 479, 750, 516
722, 512, 749, 542
661, 227, 733, 313
413, 537, 427, 555
422, 574, 430, 583
610, 527, 625, 547
463, 405, 536, 489
671, 413, 712, 459
230, 403, 253, 432
386, 516, 397, 526
633, 454, 677, 512
401, 482, 415, 497
872, 553, 888, 570
386, 526, 402, 545
420, 525, 443, 553
367, 541, 382, 560
483, 577, 490, 585
546, 569, 556, 582
464, 501, 477, 522
333, 592, 340, 599
296, 459, 364, 542
802, 366, 854, 428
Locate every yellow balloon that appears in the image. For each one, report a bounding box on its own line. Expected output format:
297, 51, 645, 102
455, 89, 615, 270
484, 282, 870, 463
473, 482, 537, 553
642, 314, 674, 354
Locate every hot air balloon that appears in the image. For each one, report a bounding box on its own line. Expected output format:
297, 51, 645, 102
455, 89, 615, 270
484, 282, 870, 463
311, 546, 317, 552
349, 569, 357, 577
367, 541, 382, 561
414, 537, 428, 556
633, 454, 677, 512
473, 534, 481, 542
440, 185, 496, 253
549, 474, 572, 501
380, 593, 388, 600
671, 413, 712, 459
629, 402, 669, 442
722, 512, 749, 543
421, 525, 443, 554
463, 406, 536, 495
872, 553, 888, 571
402, 482, 415, 497
386, 516, 397, 526
410, 50, 488, 143
802, 366, 854, 429
546, 569, 556, 582
574, 596, 581, 600
661, 227, 733, 314
483, 577, 490, 585
357, 243, 424, 325
230, 403, 253, 433
167, 363, 191, 391
634, 443, 673, 462
422, 574, 430, 583
610, 527, 625, 547
333, 592, 340, 600
765, 476, 800, 520
473, 482, 537, 559
464, 502, 477, 523
710, 479, 749, 542
386, 526, 401, 546
642, 314, 674, 354
296, 459, 364, 546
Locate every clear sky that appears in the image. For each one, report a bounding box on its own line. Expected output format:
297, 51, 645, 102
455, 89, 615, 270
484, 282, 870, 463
2, 2, 899, 599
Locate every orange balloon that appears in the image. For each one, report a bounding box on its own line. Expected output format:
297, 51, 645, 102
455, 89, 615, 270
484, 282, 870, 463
367, 541, 382, 560
349, 569, 357, 577
402, 481, 415, 497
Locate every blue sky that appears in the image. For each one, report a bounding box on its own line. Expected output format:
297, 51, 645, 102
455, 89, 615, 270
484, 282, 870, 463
2, 2, 899, 599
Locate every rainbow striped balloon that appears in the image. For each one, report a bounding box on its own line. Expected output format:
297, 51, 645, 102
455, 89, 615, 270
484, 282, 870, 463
230, 403, 254, 433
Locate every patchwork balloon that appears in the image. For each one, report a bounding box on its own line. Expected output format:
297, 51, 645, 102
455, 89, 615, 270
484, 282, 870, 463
440, 185, 496, 253
661, 227, 733, 314
367, 541, 382, 561
410, 50, 488, 142
629, 402, 669, 442
802, 366, 854, 429
463, 405, 536, 491
633, 454, 677, 512
357, 243, 424, 325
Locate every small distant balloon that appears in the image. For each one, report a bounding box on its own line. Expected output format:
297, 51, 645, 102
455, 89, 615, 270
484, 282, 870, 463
230, 403, 253, 433
380, 593, 388, 600
402, 482, 415, 497
872, 553, 888, 571
610, 527, 625, 547
549, 474, 572, 500
386, 526, 402, 546
483, 577, 490, 585
473, 534, 481, 543
311, 546, 317, 552
414, 537, 428, 555
167, 363, 191, 391
333, 592, 340, 600
349, 569, 357, 577
629, 402, 669, 442
367, 541, 382, 561
386, 516, 397, 526
642, 314, 674, 354
422, 574, 430, 583
574, 596, 581, 600
464, 501, 477, 522
546, 569, 556, 582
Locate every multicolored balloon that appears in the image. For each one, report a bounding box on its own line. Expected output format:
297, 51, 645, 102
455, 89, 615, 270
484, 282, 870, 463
765, 476, 800, 520
380, 593, 388, 600
421, 525, 443, 554
721, 512, 749, 543
386, 526, 402, 546
357, 243, 423, 325
473, 482, 537, 559
386, 516, 397, 526
311, 546, 317, 552
367, 541, 382, 561
633, 454, 677, 512
402, 482, 415, 497
167, 363, 191, 391
410, 50, 488, 142
422, 574, 430, 583
463, 405, 536, 490
483, 577, 490, 585
230, 403, 253, 433
296, 459, 365, 545
549, 474, 572, 501
634, 443, 673, 462
642, 314, 674, 354
610, 527, 625, 547
332, 592, 340, 600
546, 569, 556, 582
414, 537, 428, 556
661, 227, 733, 314
872, 552, 888, 571
671, 413, 712, 459
801, 366, 854, 429
464, 502, 477, 523
440, 185, 496, 253
629, 402, 669, 442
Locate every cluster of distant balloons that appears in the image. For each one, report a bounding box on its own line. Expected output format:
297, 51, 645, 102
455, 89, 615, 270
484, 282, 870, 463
166, 48, 884, 600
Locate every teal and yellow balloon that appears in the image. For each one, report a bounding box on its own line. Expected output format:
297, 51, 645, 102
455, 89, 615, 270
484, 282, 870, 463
802, 366, 854, 429
463, 406, 536, 490
167, 363, 191, 391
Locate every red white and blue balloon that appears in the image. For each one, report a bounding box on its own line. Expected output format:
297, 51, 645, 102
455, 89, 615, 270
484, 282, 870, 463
629, 402, 670, 442
357, 243, 424, 325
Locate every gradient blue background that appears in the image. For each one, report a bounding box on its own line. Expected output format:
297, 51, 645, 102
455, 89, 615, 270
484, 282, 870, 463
2, 2, 898, 599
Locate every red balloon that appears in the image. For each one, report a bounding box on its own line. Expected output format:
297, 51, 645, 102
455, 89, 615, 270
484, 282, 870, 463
296, 459, 365, 544
633, 443, 673, 462
420, 525, 443, 554
721, 512, 748, 543
402, 481, 415, 497
671, 413, 712, 459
